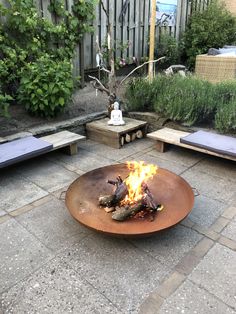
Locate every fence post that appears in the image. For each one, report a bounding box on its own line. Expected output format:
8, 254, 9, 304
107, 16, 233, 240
148, 0, 156, 80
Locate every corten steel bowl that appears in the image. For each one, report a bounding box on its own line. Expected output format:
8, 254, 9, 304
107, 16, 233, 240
66, 164, 194, 237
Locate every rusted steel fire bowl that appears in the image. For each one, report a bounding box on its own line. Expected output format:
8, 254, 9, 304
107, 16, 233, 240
66, 164, 194, 237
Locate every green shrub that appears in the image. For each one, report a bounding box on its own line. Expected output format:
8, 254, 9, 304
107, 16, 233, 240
155, 34, 180, 68
182, 0, 236, 68
215, 100, 236, 133
125, 75, 168, 111
153, 75, 216, 126
0, 0, 96, 116
17, 56, 74, 117
213, 81, 236, 105
125, 78, 154, 111
125, 74, 236, 133
0, 92, 12, 117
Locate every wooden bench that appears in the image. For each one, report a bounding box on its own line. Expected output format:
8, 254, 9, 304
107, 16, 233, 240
0, 130, 85, 169
147, 127, 236, 162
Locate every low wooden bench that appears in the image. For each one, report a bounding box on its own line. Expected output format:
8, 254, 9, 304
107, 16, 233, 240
0, 130, 85, 169
147, 127, 236, 162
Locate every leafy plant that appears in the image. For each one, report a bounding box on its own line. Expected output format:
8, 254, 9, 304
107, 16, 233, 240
182, 0, 236, 68
0, 0, 96, 116
215, 99, 236, 133
125, 74, 236, 133
155, 34, 180, 68
153, 75, 216, 125
17, 56, 74, 117
0, 90, 12, 117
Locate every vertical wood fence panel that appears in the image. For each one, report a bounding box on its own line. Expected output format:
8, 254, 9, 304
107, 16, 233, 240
0, 0, 211, 75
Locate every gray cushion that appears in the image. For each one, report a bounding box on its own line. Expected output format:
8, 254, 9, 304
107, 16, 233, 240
0, 136, 53, 168
180, 131, 236, 157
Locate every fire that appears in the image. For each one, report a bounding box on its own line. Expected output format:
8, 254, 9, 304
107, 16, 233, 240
123, 161, 158, 204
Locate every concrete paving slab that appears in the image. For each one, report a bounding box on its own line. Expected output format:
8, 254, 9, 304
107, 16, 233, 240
189, 243, 236, 309
147, 146, 205, 167
193, 157, 236, 182
222, 216, 236, 242
0, 209, 6, 217
189, 195, 227, 227
0, 219, 52, 294
60, 234, 169, 313
120, 154, 188, 175
0, 172, 48, 213
130, 225, 202, 269
15, 198, 90, 252
182, 169, 235, 203
50, 148, 117, 172
0, 257, 121, 314
158, 279, 235, 314
16, 158, 78, 192
78, 138, 155, 161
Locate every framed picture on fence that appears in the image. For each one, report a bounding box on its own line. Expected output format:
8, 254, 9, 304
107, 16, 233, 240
156, 0, 177, 27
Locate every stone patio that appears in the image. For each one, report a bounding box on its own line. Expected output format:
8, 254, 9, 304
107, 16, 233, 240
0, 138, 235, 314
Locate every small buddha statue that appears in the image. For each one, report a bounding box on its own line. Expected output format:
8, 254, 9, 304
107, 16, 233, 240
108, 102, 125, 126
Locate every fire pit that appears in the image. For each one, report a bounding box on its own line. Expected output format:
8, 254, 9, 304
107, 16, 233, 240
66, 163, 194, 237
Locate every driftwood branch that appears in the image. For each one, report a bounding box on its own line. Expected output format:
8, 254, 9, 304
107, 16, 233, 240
119, 57, 166, 86
88, 75, 110, 95
100, 0, 109, 19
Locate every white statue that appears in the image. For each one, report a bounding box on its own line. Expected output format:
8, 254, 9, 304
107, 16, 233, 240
108, 102, 125, 126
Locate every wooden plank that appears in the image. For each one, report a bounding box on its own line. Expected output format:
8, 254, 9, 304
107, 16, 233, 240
115, 0, 123, 60
86, 118, 147, 136
92, 4, 100, 68
135, 0, 141, 61
41, 131, 85, 150
0, 136, 53, 169
176, 0, 183, 40
138, 0, 145, 59
147, 128, 236, 161
128, 0, 135, 60
143, 0, 151, 56
122, 0, 128, 60
100, 0, 107, 60
41, 0, 52, 21
66, 0, 73, 13
84, 33, 92, 70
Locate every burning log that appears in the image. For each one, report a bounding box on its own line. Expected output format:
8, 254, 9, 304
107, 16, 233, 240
112, 202, 143, 221
99, 176, 128, 207
98, 161, 164, 222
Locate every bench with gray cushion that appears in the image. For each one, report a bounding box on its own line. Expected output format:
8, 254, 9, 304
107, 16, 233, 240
0, 130, 85, 169
147, 127, 236, 162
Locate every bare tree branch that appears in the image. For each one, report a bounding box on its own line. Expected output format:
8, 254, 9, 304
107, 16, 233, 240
99, 66, 111, 74
88, 75, 110, 95
118, 57, 166, 86
100, 0, 109, 19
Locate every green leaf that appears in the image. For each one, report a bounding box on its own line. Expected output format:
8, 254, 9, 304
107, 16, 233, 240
59, 97, 64, 106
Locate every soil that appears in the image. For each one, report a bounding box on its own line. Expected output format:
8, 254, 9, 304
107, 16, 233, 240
0, 83, 108, 137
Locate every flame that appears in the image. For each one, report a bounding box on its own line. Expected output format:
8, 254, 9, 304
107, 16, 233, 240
123, 161, 158, 204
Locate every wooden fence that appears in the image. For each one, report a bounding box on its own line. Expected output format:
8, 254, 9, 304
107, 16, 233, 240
0, 0, 210, 77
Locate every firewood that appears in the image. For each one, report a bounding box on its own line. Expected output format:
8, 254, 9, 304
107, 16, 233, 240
142, 183, 159, 210
131, 132, 136, 141
112, 202, 144, 221
104, 206, 115, 213
136, 130, 143, 139
120, 136, 125, 146
99, 195, 115, 207
125, 133, 131, 143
